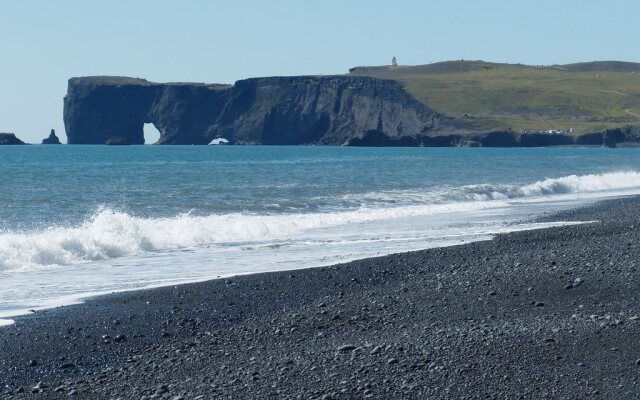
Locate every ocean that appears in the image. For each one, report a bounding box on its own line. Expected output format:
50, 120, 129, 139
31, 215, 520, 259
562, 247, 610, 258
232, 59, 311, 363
2, 145, 640, 325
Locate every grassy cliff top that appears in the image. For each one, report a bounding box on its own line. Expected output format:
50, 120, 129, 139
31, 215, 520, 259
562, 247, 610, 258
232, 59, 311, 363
349, 60, 640, 134
68, 76, 232, 89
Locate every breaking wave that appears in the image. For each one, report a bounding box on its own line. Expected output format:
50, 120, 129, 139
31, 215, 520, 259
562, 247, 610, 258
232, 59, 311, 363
1, 171, 639, 271
518, 171, 640, 196
339, 171, 640, 204
0, 201, 506, 271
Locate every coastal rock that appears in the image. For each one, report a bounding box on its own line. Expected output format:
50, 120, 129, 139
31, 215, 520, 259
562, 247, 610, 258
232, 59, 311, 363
63, 76, 448, 145
472, 131, 574, 147
346, 130, 425, 147
114, 334, 127, 343
573, 127, 638, 147
0, 132, 26, 145
42, 129, 62, 144
63, 75, 640, 147
337, 344, 356, 352
105, 136, 131, 145
346, 129, 605, 147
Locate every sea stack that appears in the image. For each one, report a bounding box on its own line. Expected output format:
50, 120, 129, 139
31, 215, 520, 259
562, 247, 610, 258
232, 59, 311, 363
0, 132, 26, 145
42, 129, 62, 144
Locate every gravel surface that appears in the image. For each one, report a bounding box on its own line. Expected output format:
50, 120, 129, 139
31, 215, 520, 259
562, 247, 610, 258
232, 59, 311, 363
3, 197, 640, 399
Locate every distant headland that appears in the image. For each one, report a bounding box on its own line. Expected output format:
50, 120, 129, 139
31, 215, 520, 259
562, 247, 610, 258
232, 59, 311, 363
57, 60, 640, 147
0, 132, 26, 145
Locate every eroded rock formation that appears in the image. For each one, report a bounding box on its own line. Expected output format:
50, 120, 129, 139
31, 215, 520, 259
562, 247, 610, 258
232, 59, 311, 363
64, 76, 450, 145
346, 129, 637, 148
63, 75, 640, 147
42, 129, 61, 144
0, 133, 26, 145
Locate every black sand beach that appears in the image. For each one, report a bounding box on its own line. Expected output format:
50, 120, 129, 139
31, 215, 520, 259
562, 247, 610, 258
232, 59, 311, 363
3, 197, 640, 399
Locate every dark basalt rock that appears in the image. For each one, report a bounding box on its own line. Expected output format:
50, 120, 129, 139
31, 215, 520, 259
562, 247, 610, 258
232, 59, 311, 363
574, 127, 635, 147
105, 136, 131, 145
471, 131, 575, 147
347, 132, 416, 147
575, 132, 605, 146
346, 128, 640, 148
347, 130, 396, 147
420, 134, 466, 147
347, 130, 591, 147
62, 75, 640, 147
41, 129, 61, 144
476, 130, 519, 147
64, 76, 449, 145
518, 132, 574, 147
347, 130, 580, 148
0, 132, 26, 145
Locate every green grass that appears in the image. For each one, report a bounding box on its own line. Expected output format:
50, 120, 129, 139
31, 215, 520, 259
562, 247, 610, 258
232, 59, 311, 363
349, 61, 640, 134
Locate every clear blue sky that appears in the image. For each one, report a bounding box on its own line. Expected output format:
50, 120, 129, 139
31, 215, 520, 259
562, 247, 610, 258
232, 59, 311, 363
1, 0, 638, 143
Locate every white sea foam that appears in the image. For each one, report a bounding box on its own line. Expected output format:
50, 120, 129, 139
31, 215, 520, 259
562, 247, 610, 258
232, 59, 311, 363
0, 201, 507, 271
518, 171, 640, 197
1, 171, 639, 272
0, 319, 14, 327
339, 171, 640, 204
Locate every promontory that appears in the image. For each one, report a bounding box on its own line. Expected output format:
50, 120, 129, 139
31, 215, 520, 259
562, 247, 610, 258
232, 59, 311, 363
63, 60, 640, 146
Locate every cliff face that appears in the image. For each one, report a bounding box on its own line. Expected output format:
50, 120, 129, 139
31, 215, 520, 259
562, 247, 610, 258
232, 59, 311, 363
346, 129, 636, 147
63, 75, 640, 147
64, 76, 447, 145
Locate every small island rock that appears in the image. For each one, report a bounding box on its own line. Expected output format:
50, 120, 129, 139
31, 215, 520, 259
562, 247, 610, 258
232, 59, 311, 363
42, 129, 62, 144
0, 132, 26, 145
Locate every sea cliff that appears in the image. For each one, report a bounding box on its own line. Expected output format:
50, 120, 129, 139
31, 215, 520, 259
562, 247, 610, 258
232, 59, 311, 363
63, 74, 640, 147
64, 76, 449, 145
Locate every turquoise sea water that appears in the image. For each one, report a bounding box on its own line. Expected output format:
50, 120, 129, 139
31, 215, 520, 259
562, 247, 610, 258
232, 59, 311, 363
2, 145, 640, 323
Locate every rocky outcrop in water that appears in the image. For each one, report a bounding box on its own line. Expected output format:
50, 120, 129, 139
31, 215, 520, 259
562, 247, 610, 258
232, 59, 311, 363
64, 76, 450, 145
347, 129, 636, 147
0, 133, 26, 145
574, 126, 640, 147
41, 129, 61, 144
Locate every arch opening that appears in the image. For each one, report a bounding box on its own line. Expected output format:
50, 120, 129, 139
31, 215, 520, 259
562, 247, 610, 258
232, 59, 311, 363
143, 123, 161, 144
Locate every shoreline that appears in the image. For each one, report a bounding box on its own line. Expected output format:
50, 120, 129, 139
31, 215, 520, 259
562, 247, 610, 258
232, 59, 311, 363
0, 217, 590, 327
2, 197, 640, 398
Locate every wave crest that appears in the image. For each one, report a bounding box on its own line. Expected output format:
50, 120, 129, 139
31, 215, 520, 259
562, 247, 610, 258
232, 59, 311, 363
0, 201, 505, 271
518, 171, 640, 197
2, 171, 639, 271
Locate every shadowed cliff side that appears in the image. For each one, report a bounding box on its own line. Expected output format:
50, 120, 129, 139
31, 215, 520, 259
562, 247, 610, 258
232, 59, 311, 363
345, 127, 640, 147
64, 76, 449, 145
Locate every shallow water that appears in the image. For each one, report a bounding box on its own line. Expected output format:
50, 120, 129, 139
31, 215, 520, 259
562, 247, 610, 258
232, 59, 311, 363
1, 145, 640, 321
